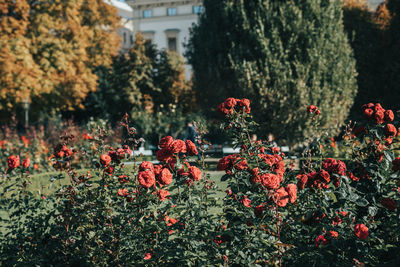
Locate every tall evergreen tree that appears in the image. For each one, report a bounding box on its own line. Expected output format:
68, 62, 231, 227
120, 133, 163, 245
188, 0, 358, 145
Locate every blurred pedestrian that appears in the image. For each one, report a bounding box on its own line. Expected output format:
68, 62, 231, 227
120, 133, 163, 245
185, 121, 201, 160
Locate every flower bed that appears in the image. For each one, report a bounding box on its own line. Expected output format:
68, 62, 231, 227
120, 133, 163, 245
1, 99, 400, 266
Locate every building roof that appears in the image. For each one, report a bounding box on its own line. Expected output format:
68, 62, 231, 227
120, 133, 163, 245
106, 0, 133, 12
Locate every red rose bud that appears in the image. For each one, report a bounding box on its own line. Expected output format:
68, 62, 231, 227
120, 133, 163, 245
363, 108, 374, 120
7, 155, 20, 169
328, 230, 338, 238
241, 195, 252, 208
384, 124, 397, 137
354, 224, 369, 240
315, 234, 328, 247
100, 154, 111, 166
22, 158, 30, 168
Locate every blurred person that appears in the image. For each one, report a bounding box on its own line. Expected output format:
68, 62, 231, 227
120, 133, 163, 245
185, 121, 201, 160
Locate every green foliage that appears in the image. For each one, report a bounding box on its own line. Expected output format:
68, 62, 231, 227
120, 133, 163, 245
80, 33, 195, 124
188, 0, 358, 145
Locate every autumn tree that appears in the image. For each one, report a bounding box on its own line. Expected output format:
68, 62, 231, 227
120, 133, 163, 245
188, 0, 358, 146
0, 0, 120, 120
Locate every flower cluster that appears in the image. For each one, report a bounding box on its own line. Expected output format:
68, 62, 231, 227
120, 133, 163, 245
297, 158, 347, 189
362, 103, 394, 124
307, 105, 321, 115
156, 136, 198, 164
217, 97, 251, 115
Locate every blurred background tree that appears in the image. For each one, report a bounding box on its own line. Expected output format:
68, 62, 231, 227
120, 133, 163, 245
342, 0, 391, 120
78, 33, 196, 124
0, 0, 121, 122
188, 0, 358, 146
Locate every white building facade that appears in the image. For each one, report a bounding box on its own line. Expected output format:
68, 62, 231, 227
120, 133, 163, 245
127, 0, 203, 78
106, 0, 135, 51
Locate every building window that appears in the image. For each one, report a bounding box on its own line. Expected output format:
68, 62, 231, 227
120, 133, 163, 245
167, 7, 177, 16
168, 37, 177, 52
130, 35, 133, 45
193, 5, 203, 14
123, 32, 126, 43
143, 9, 152, 18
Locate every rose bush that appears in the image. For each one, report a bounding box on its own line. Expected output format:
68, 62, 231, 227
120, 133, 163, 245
1, 99, 400, 266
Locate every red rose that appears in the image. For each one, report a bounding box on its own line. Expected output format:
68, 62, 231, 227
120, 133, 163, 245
185, 140, 198, 156
156, 148, 173, 163
307, 105, 318, 113
159, 136, 174, 149
224, 97, 237, 109
21, 158, 30, 168
328, 230, 338, 238
241, 195, 252, 207
100, 154, 111, 166
384, 124, 397, 137
375, 110, 385, 124
319, 169, 331, 183
381, 198, 397, 210
374, 103, 385, 112
157, 189, 171, 201
274, 187, 289, 207
139, 161, 154, 172
322, 158, 337, 173
170, 139, 187, 154
384, 110, 394, 122
238, 98, 251, 113
354, 224, 369, 240
117, 188, 129, 197
315, 234, 328, 247
157, 168, 173, 185
286, 184, 297, 203
217, 104, 230, 115
261, 173, 281, 189
144, 253, 152, 260
234, 158, 248, 170
138, 171, 156, 188
297, 174, 308, 190
188, 166, 202, 181
7, 155, 20, 169
392, 157, 400, 172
